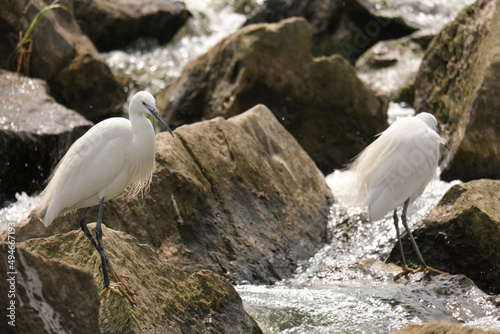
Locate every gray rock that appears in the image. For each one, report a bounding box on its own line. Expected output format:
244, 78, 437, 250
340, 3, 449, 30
389, 179, 500, 294
159, 17, 389, 175
18, 225, 262, 333
244, 0, 417, 63
414, 0, 500, 181
356, 35, 424, 101
72, 0, 191, 51
0, 0, 124, 120
0, 70, 92, 204
0, 242, 101, 334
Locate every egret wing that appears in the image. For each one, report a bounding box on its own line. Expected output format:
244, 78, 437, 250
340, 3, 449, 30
39, 118, 133, 224
364, 122, 440, 221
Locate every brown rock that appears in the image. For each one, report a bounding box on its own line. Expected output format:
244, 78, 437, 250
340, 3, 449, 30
244, 0, 416, 62
72, 0, 190, 51
0, 242, 101, 334
0, 0, 124, 120
19, 225, 262, 333
389, 179, 500, 294
0, 70, 92, 203
13, 104, 333, 284
160, 17, 389, 174
394, 321, 500, 334
414, 0, 500, 181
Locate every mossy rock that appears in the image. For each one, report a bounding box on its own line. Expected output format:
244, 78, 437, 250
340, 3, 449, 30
20, 225, 262, 333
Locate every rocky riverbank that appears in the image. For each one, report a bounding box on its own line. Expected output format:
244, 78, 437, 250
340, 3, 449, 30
1, 0, 499, 333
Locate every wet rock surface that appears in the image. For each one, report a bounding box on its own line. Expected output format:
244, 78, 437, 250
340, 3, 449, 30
355, 32, 425, 102
13, 105, 333, 285
389, 179, 500, 294
18, 225, 262, 334
71, 0, 190, 51
0, 70, 92, 204
394, 320, 500, 334
160, 17, 389, 174
0, 0, 124, 120
0, 242, 101, 334
413, 0, 500, 182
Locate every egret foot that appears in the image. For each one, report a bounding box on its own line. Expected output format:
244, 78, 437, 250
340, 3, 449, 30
99, 283, 136, 306
98, 261, 136, 305
394, 264, 417, 281
412, 265, 449, 276
394, 265, 448, 281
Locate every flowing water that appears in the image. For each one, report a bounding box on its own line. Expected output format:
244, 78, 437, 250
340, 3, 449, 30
236, 107, 500, 333
3, 1, 499, 333
237, 168, 500, 333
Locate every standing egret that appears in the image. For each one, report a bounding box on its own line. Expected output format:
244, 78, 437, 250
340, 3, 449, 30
348, 112, 450, 279
35, 91, 173, 303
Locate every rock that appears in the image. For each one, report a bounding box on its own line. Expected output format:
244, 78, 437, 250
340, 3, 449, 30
160, 17, 389, 174
71, 0, 191, 51
355, 33, 425, 102
0, 70, 92, 204
18, 225, 262, 334
244, 0, 417, 63
0, 0, 124, 120
394, 321, 500, 334
360, 0, 475, 31
389, 179, 500, 294
413, 0, 500, 182
0, 242, 101, 334
13, 105, 333, 284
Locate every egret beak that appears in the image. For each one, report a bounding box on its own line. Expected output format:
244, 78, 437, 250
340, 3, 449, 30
144, 103, 174, 137
444, 142, 451, 152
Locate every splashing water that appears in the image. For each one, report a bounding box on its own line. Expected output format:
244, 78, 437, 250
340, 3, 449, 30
237, 172, 500, 333
102, 0, 247, 98
0, 192, 40, 232
237, 104, 500, 333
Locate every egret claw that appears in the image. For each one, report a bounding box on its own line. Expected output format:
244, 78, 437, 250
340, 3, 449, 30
394, 265, 416, 281
100, 283, 136, 306
394, 265, 448, 281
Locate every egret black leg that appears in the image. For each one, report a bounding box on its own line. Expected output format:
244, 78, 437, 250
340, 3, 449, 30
393, 208, 407, 267
95, 198, 110, 288
79, 207, 99, 251
400, 198, 427, 268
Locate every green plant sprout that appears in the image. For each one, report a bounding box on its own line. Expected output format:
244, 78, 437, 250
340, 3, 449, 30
8, 0, 69, 75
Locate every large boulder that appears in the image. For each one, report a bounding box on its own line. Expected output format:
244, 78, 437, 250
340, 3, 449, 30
159, 17, 389, 175
389, 179, 500, 294
14, 105, 333, 284
72, 0, 190, 51
0, 0, 124, 120
17, 226, 262, 333
413, 0, 500, 182
244, 0, 416, 62
0, 242, 101, 334
0, 70, 92, 204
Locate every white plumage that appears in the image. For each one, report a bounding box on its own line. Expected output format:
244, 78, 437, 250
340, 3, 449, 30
347, 112, 450, 278
35, 91, 172, 226
348, 112, 447, 221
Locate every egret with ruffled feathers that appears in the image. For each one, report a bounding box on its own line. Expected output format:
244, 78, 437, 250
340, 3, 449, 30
348, 112, 450, 279
35, 91, 173, 303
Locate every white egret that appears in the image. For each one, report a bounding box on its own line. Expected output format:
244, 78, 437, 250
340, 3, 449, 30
35, 91, 173, 303
348, 112, 450, 279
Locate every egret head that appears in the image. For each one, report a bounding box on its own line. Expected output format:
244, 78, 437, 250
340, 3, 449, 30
416, 112, 451, 151
415, 112, 438, 132
130, 91, 174, 137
